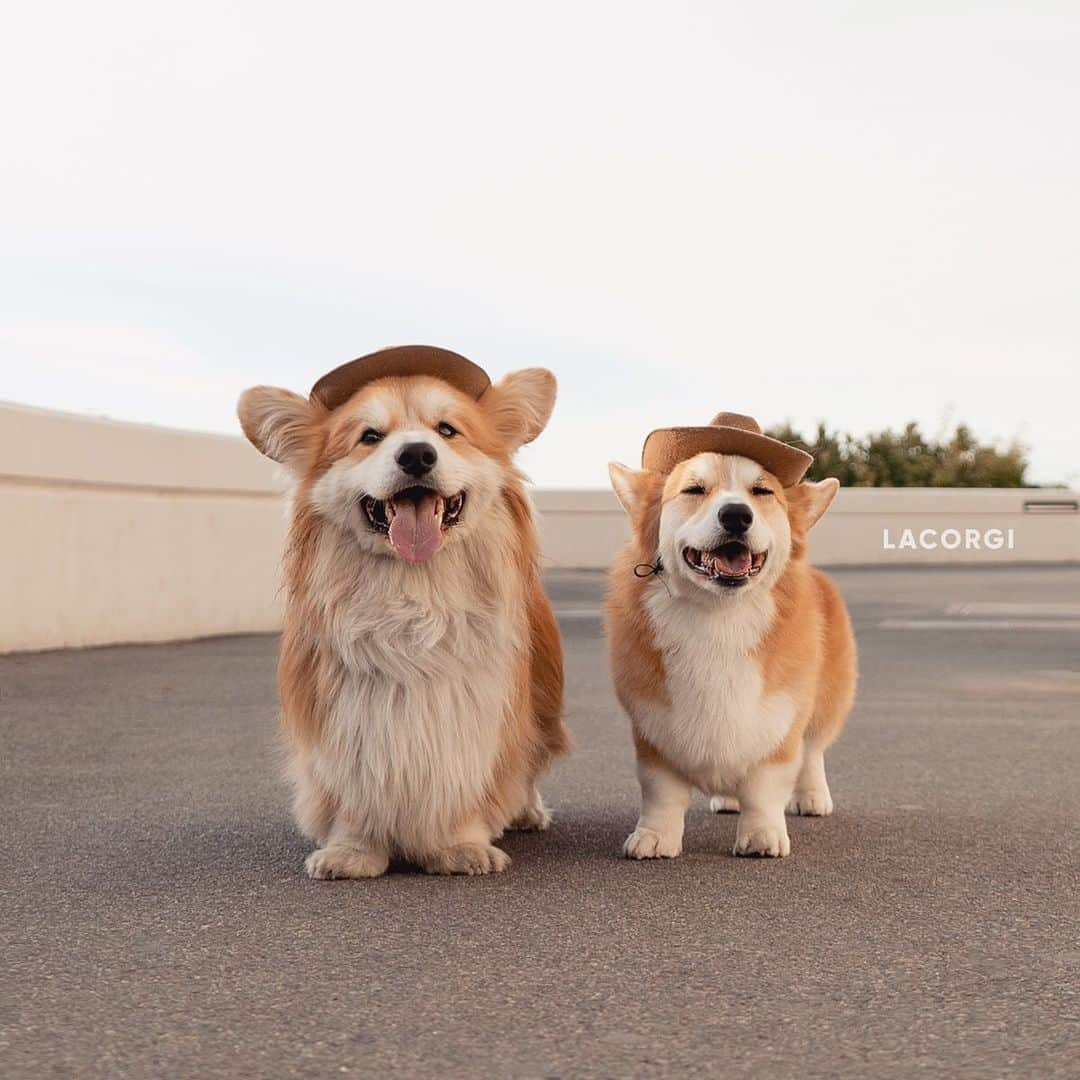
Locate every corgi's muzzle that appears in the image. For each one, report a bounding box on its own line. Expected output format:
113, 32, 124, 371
361, 487, 466, 563
682, 539, 767, 587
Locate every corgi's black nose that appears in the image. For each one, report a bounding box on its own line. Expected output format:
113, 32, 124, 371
396, 442, 438, 477
719, 502, 753, 534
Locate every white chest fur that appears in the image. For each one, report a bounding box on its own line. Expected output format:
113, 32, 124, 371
635, 587, 796, 792
306, 532, 522, 855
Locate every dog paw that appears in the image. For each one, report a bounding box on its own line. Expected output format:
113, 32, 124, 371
305, 844, 389, 880
509, 800, 551, 832
623, 827, 682, 860
733, 821, 791, 858
787, 788, 834, 816
425, 843, 511, 876
709, 795, 740, 814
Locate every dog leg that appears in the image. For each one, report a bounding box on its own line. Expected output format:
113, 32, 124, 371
305, 819, 390, 880
288, 752, 337, 845
422, 819, 511, 876
734, 757, 801, 858
624, 758, 692, 859
787, 744, 834, 816
509, 785, 552, 831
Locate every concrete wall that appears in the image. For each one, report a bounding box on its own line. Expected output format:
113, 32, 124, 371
534, 487, 1080, 569
3, 403, 1078, 652
1, 403, 287, 653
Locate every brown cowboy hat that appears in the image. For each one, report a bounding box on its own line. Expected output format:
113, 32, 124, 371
309, 345, 491, 411
641, 412, 813, 487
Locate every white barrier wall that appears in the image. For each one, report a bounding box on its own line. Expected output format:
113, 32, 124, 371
1, 403, 287, 652
2, 403, 1077, 652
533, 488, 1080, 569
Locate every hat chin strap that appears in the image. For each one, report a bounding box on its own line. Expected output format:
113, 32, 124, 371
633, 554, 663, 578
634, 554, 673, 597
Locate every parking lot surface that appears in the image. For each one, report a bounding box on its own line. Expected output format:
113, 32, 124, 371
2, 567, 1078, 1078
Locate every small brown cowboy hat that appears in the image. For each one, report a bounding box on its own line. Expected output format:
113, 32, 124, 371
641, 412, 813, 487
310, 345, 491, 411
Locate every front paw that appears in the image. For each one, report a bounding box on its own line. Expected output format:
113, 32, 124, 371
305, 844, 389, 880
424, 842, 511, 876
787, 788, 834, 816
733, 819, 790, 858
623, 826, 682, 860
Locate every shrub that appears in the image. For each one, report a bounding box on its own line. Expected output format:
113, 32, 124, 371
765, 422, 1029, 487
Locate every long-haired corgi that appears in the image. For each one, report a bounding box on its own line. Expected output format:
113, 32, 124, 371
238, 346, 568, 878
605, 412, 856, 859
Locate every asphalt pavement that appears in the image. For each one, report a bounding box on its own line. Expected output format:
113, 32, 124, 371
2, 566, 1078, 1078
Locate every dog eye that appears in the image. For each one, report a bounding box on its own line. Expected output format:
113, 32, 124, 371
436, 422, 458, 439
751, 485, 774, 496
358, 428, 383, 445
681, 484, 706, 496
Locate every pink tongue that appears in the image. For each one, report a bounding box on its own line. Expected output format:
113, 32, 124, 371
714, 546, 752, 576
388, 493, 444, 563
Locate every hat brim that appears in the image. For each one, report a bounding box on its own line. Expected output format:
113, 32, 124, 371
642, 426, 813, 488
310, 345, 491, 411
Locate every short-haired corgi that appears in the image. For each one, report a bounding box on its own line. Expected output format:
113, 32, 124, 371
605, 413, 856, 859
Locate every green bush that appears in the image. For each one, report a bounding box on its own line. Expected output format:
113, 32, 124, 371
765, 421, 1029, 487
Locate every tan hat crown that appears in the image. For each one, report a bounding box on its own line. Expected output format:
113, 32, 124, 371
310, 345, 491, 412
641, 410, 813, 487
709, 412, 762, 434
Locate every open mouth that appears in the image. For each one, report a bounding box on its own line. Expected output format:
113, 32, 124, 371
682, 541, 767, 587
361, 486, 466, 563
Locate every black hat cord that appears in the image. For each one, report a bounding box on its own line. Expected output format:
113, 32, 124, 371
634, 555, 671, 596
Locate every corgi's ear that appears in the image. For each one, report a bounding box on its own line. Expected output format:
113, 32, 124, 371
237, 386, 318, 471
610, 462, 664, 558
786, 477, 839, 531
481, 368, 557, 451
608, 461, 649, 515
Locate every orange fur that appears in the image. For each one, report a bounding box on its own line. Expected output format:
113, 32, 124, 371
526, 577, 571, 758
804, 568, 857, 746
605, 545, 669, 712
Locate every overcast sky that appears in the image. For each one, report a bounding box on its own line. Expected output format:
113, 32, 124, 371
2, 3, 1077, 486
